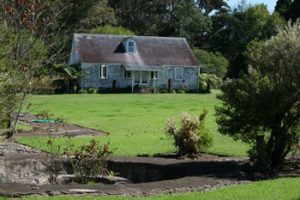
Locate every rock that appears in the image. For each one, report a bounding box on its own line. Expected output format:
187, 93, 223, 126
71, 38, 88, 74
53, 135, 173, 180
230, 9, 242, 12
69, 189, 97, 194
47, 191, 62, 196
56, 174, 75, 184
99, 175, 131, 184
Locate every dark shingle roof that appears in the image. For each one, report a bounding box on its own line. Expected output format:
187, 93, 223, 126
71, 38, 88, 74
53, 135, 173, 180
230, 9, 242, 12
73, 34, 199, 66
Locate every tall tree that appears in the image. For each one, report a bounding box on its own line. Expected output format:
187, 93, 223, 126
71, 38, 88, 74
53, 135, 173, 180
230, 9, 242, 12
285, 0, 300, 22
275, 0, 292, 20
216, 22, 300, 169
109, 0, 211, 46
209, 4, 284, 78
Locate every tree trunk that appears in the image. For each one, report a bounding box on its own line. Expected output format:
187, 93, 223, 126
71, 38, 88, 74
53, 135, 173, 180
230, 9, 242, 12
270, 129, 288, 168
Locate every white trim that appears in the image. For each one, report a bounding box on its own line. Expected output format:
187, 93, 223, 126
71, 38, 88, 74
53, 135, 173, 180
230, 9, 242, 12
133, 71, 150, 85
126, 39, 136, 53
151, 71, 158, 80
99, 64, 108, 79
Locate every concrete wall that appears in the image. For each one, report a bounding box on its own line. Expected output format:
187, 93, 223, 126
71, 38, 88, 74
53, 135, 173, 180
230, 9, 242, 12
80, 63, 199, 91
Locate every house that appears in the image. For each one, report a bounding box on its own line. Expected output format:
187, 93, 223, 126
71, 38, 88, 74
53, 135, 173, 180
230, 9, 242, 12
69, 34, 200, 93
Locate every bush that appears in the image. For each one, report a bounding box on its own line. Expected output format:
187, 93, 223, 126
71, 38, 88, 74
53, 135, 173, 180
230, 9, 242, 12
87, 88, 98, 94
79, 89, 87, 94
72, 140, 112, 184
166, 110, 213, 157
199, 73, 223, 93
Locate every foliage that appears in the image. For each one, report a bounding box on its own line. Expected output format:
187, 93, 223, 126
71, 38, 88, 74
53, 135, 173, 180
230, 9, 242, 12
210, 4, 285, 78
275, 0, 292, 20
193, 48, 229, 78
196, 0, 230, 15
199, 73, 223, 93
87, 88, 98, 94
72, 139, 112, 183
216, 22, 300, 168
44, 112, 67, 184
284, 0, 300, 22
166, 111, 212, 156
109, 0, 211, 45
79, 89, 88, 94
0, 0, 66, 136
89, 25, 134, 35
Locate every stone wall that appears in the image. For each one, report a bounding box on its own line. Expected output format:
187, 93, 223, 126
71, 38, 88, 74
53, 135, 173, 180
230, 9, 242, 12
80, 63, 199, 91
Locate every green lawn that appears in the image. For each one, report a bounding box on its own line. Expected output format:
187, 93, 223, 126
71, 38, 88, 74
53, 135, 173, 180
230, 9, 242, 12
2, 178, 299, 200
17, 91, 249, 156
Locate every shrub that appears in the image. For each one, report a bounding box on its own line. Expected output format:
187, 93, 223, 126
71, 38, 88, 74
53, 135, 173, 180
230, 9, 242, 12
199, 73, 223, 93
79, 89, 87, 94
166, 110, 213, 157
72, 140, 112, 184
87, 88, 98, 94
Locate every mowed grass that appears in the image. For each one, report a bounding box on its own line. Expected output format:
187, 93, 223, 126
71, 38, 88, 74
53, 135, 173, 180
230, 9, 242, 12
17, 91, 249, 156
2, 178, 299, 200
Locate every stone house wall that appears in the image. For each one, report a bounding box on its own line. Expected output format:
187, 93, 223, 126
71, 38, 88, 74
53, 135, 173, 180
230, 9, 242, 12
80, 63, 199, 91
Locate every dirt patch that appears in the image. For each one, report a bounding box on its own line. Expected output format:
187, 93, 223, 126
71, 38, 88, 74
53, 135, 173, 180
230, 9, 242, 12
15, 113, 107, 137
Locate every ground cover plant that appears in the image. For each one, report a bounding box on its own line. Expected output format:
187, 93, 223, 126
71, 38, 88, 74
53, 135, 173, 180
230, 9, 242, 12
1, 177, 298, 200
17, 91, 249, 157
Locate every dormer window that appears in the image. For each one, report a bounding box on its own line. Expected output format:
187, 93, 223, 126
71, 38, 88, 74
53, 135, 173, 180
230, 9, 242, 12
126, 40, 136, 53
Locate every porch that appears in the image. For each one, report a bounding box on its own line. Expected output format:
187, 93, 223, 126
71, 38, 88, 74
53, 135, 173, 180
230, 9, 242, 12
124, 64, 161, 93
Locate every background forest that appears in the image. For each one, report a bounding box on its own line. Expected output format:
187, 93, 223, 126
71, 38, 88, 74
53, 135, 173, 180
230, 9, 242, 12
1, 0, 299, 93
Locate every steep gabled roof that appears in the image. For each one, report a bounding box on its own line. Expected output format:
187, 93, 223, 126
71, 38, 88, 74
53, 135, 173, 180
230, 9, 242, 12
72, 34, 199, 66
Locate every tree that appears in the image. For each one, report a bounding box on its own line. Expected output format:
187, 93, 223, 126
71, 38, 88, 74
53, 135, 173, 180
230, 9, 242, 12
89, 25, 135, 35
275, 0, 292, 20
0, 0, 65, 136
216, 22, 300, 169
285, 0, 300, 22
193, 48, 229, 78
109, 0, 211, 45
209, 4, 284, 78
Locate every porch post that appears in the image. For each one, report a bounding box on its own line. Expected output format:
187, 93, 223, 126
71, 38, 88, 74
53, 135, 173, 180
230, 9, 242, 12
131, 71, 134, 94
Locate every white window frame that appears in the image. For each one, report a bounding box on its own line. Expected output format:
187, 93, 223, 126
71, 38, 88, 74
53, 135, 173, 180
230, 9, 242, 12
133, 71, 149, 85
126, 40, 136, 53
175, 67, 183, 80
151, 71, 158, 79
99, 65, 107, 79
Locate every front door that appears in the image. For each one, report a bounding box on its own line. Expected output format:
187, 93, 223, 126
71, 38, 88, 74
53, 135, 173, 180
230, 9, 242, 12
134, 71, 149, 85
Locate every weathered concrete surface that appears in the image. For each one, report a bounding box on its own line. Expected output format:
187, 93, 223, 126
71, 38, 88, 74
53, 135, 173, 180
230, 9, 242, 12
16, 113, 107, 137
1, 141, 298, 197
0, 142, 49, 185
0, 177, 250, 197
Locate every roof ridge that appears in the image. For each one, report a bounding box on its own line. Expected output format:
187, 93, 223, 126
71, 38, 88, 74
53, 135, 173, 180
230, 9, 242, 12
74, 33, 186, 40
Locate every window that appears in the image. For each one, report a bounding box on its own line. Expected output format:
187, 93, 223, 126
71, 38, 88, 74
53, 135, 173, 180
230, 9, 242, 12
99, 65, 107, 79
175, 68, 183, 80
151, 71, 158, 79
134, 71, 140, 84
124, 69, 132, 78
133, 71, 149, 85
141, 72, 148, 84
126, 40, 136, 53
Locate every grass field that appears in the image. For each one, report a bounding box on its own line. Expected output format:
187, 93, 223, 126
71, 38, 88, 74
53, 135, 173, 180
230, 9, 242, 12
17, 91, 249, 156
1, 178, 299, 200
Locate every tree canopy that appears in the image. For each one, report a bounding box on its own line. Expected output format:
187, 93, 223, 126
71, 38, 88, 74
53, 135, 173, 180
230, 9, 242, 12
216, 22, 300, 168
